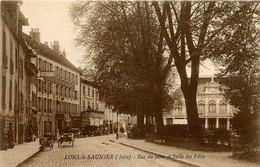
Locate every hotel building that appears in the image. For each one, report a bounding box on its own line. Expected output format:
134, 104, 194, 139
23, 29, 81, 136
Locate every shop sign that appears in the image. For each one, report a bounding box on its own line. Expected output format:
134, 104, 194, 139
40, 71, 55, 77
100, 119, 103, 125
90, 118, 95, 126
94, 119, 99, 126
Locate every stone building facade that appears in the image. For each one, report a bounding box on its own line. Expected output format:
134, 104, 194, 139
23, 30, 81, 136
80, 76, 115, 133
164, 76, 236, 130
80, 76, 103, 129
1, 1, 37, 148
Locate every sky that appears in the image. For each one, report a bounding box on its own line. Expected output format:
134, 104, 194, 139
20, 0, 84, 68
20, 0, 218, 77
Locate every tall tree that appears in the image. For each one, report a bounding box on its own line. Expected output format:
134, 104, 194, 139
152, 1, 260, 138
70, 2, 175, 130
206, 2, 260, 145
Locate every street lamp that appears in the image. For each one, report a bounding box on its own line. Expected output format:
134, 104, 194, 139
116, 110, 119, 139
128, 115, 130, 132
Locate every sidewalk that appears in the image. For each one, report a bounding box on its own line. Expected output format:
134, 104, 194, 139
110, 136, 259, 167
0, 139, 40, 167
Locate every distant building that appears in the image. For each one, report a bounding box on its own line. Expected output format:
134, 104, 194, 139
164, 76, 236, 130
80, 76, 107, 132
112, 114, 136, 132
103, 105, 114, 134
80, 76, 136, 134
23, 29, 81, 135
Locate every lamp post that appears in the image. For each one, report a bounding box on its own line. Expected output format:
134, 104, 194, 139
116, 110, 119, 139
128, 115, 130, 132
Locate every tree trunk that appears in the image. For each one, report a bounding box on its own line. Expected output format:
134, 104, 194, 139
183, 90, 201, 138
145, 114, 151, 125
176, 56, 201, 139
154, 83, 164, 133
137, 113, 144, 127
155, 110, 164, 132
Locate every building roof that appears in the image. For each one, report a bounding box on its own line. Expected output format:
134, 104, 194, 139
186, 59, 221, 78
80, 75, 98, 87
22, 33, 81, 73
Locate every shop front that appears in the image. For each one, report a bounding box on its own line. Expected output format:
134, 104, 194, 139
81, 110, 104, 136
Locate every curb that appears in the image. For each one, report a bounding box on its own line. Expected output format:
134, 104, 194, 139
10, 148, 40, 167
110, 140, 207, 167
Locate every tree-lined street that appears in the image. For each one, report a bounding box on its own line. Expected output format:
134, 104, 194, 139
1, 1, 259, 166
18, 136, 189, 167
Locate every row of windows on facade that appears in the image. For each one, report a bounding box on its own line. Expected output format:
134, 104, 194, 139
37, 97, 78, 115
2, 77, 24, 111
38, 79, 78, 100
174, 101, 233, 113
82, 100, 98, 111
2, 59, 24, 107
1, 78, 21, 110
2, 31, 24, 109
2, 31, 23, 75
38, 58, 78, 85
82, 85, 98, 99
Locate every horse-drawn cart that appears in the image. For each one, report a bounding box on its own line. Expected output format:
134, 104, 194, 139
57, 133, 74, 147
39, 134, 54, 151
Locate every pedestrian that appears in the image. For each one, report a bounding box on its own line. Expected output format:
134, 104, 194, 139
32, 134, 36, 141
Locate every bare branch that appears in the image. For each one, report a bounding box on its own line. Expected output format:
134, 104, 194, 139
198, 2, 215, 47
165, 2, 176, 43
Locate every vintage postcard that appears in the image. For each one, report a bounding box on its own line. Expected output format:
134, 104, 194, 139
0, 0, 259, 167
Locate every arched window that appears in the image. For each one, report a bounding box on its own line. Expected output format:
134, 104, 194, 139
208, 101, 216, 113
198, 101, 205, 113
219, 101, 227, 113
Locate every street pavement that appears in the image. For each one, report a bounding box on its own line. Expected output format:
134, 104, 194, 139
2, 134, 258, 167
0, 139, 39, 167
18, 135, 189, 167
113, 135, 259, 167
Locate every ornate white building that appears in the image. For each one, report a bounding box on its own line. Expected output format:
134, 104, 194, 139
164, 75, 236, 130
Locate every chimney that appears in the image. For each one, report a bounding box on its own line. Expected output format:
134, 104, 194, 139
30, 28, 34, 38
30, 28, 40, 43
53, 41, 60, 54
62, 49, 66, 57
44, 41, 48, 47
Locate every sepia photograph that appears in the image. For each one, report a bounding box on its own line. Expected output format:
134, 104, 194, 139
0, 0, 259, 166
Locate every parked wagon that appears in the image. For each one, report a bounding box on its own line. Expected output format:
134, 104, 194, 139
39, 134, 54, 151
57, 133, 74, 147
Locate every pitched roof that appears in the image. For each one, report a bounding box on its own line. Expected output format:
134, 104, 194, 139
22, 33, 81, 73
80, 75, 97, 87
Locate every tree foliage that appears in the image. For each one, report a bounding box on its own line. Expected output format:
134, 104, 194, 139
152, 1, 260, 138
70, 1, 176, 129
70, 1, 260, 138
206, 2, 260, 135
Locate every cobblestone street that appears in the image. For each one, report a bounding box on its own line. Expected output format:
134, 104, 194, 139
18, 136, 189, 167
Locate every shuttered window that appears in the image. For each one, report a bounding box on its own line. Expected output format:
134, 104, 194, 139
2, 76, 6, 108
2, 31, 7, 69
9, 80, 12, 109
